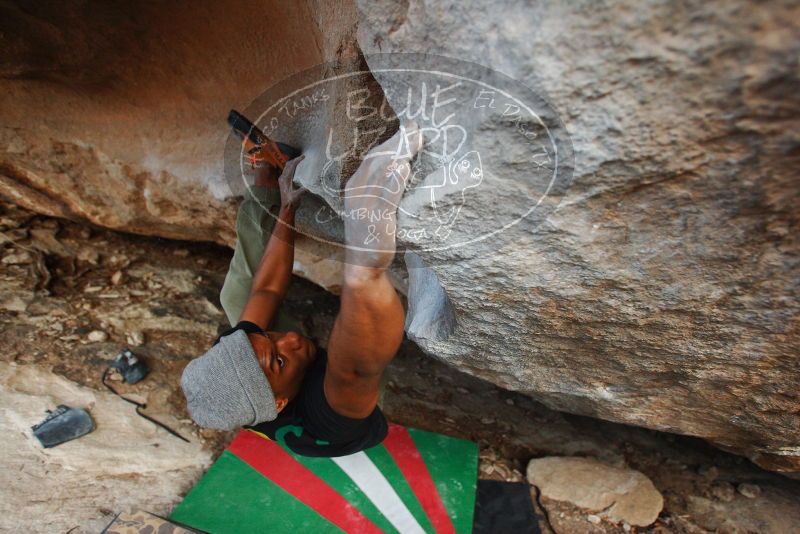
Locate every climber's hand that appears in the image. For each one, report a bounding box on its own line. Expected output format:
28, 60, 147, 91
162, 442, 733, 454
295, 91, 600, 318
278, 155, 306, 211
343, 121, 423, 269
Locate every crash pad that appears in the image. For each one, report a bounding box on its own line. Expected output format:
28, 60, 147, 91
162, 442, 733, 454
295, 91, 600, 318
170, 423, 478, 533
473, 480, 541, 533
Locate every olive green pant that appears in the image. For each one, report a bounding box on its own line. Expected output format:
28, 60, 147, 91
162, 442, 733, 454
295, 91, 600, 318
220, 186, 298, 332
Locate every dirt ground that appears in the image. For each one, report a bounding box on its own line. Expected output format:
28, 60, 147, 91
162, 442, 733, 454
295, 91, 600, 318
2, 200, 800, 534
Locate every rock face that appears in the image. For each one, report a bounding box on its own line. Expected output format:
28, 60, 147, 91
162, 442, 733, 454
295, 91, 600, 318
527, 456, 664, 526
1, 0, 799, 471
355, 0, 800, 471
0, 0, 365, 256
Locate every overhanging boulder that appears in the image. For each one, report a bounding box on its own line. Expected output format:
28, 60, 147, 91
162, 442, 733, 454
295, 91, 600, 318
1, 0, 798, 471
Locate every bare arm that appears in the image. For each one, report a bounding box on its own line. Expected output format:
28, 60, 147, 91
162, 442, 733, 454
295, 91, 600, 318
239, 156, 306, 330
325, 267, 405, 417
325, 123, 422, 418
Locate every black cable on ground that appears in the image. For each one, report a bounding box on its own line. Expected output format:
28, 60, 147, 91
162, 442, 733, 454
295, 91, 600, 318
102, 368, 190, 443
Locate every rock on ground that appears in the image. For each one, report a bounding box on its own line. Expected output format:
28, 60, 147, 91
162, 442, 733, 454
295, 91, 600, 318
0, 362, 212, 534
527, 456, 664, 526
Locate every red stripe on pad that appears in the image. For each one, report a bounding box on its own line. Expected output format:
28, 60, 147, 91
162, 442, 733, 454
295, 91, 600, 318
383, 424, 455, 534
228, 430, 382, 534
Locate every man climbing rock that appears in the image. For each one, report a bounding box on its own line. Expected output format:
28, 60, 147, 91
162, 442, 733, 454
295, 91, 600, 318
181, 115, 423, 456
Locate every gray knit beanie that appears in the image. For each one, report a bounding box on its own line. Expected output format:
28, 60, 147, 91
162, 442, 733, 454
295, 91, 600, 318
181, 329, 278, 430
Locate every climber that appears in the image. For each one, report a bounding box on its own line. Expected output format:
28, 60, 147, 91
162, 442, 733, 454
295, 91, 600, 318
181, 114, 423, 456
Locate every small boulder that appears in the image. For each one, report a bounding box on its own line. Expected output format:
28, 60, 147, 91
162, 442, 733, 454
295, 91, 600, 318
2, 251, 33, 265
711, 482, 735, 502
87, 330, 108, 343
737, 483, 761, 499
126, 330, 145, 347
527, 456, 663, 527
76, 247, 100, 265
110, 270, 125, 286
698, 465, 719, 481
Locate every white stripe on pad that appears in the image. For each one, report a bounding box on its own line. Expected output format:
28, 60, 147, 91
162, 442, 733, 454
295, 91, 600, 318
332, 451, 426, 534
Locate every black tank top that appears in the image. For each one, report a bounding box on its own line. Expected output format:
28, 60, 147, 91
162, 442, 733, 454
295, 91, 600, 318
217, 322, 388, 457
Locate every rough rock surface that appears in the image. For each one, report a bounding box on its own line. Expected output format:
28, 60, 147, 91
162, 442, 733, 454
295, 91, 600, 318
1, 0, 799, 471
356, 0, 800, 470
527, 456, 664, 526
0, 0, 365, 241
0, 362, 213, 533
0, 0, 360, 279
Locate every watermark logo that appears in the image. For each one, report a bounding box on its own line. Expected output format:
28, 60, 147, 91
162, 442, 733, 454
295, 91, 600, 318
224, 54, 573, 263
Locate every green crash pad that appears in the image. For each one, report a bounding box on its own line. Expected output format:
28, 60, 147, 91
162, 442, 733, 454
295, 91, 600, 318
171, 423, 478, 533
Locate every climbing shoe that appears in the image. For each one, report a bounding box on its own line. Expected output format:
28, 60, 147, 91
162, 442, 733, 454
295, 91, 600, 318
228, 109, 301, 170
32, 405, 95, 448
